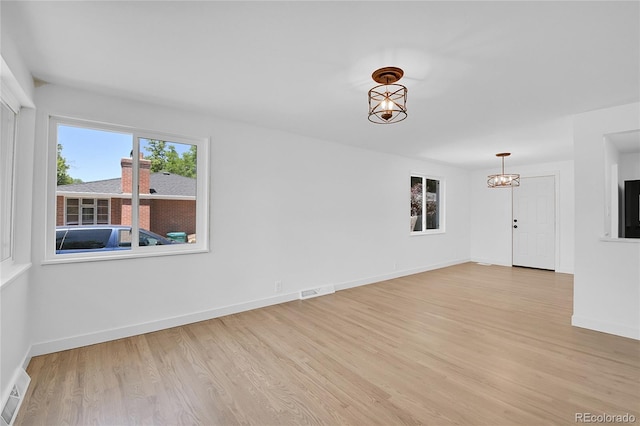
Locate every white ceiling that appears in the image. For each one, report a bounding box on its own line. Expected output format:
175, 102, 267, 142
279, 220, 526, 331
2, 1, 638, 169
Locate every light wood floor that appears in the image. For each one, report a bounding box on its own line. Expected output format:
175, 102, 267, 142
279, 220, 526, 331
16, 263, 640, 425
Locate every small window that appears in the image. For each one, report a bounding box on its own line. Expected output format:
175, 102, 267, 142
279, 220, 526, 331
410, 175, 444, 234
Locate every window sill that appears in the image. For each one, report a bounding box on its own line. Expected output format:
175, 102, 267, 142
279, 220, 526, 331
410, 229, 446, 236
42, 247, 209, 265
1, 261, 32, 289
599, 237, 640, 244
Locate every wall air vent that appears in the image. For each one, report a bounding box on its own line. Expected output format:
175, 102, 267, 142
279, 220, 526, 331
1, 369, 30, 426
299, 284, 335, 300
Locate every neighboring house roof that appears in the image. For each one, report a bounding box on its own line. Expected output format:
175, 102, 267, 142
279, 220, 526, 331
57, 172, 196, 197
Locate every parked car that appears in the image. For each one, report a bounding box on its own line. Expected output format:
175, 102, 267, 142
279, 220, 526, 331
55, 225, 181, 254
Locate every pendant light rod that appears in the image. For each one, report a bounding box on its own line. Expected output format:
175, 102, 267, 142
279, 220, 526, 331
487, 152, 520, 188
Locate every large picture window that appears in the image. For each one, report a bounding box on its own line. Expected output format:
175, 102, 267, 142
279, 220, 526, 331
48, 117, 209, 261
410, 175, 444, 234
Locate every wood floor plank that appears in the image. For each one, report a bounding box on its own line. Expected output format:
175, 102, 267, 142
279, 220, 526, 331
15, 263, 640, 425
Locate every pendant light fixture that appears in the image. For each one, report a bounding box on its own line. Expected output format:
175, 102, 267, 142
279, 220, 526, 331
368, 67, 407, 124
487, 153, 520, 188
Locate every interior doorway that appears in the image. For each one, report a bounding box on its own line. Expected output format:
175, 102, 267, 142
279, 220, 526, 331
512, 176, 556, 270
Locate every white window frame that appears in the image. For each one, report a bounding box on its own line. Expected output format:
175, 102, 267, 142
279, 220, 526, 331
1, 99, 18, 263
45, 116, 210, 263
410, 174, 446, 235
1, 56, 35, 286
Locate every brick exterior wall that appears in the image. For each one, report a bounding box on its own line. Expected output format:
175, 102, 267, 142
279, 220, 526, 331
120, 198, 151, 230
120, 154, 151, 193
111, 198, 122, 224
56, 195, 64, 225
150, 199, 196, 237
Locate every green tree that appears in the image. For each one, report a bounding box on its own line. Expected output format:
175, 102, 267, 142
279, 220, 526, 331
57, 144, 75, 185
145, 140, 168, 172
144, 140, 196, 178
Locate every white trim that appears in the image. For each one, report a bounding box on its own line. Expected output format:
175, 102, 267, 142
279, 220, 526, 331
470, 257, 512, 267
41, 247, 208, 265
334, 258, 469, 291
29, 291, 301, 357
0, 262, 31, 289
1, 100, 17, 264
599, 237, 640, 244
0, 57, 34, 111
572, 315, 640, 340
29, 258, 470, 356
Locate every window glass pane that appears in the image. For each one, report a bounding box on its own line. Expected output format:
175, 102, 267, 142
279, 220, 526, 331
82, 206, 95, 225
55, 230, 66, 250
410, 176, 423, 232
97, 199, 109, 224
56, 125, 132, 253
65, 198, 79, 225
1, 101, 16, 261
426, 179, 440, 230
59, 229, 112, 250
118, 228, 132, 248
139, 139, 197, 246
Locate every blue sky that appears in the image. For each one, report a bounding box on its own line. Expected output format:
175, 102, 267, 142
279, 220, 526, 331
58, 125, 191, 182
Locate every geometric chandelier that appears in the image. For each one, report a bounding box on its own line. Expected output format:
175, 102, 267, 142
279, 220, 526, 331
368, 66, 408, 124
487, 152, 520, 188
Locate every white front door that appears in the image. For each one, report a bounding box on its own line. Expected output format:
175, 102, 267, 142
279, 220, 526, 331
512, 176, 555, 270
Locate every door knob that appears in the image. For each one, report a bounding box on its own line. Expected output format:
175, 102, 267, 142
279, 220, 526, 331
513, 225, 518, 229
513, 219, 518, 222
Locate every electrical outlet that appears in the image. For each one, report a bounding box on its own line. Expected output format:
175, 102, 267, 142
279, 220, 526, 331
275, 280, 283, 293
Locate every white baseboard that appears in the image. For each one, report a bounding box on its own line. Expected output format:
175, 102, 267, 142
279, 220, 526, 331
30, 259, 471, 357
29, 292, 300, 357
469, 257, 512, 267
572, 315, 640, 340
334, 258, 470, 291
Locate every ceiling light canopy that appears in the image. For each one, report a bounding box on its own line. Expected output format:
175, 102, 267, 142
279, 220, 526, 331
487, 153, 520, 188
368, 67, 407, 124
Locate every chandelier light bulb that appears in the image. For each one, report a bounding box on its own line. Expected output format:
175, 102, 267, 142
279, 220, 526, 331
381, 96, 393, 120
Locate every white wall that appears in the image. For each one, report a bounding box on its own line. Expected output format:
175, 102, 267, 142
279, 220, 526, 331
620, 152, 640, 183
470, 160, 575, 274
0, 39, 36, 403
573, 102, 640, 340
27, 84, 471, 355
